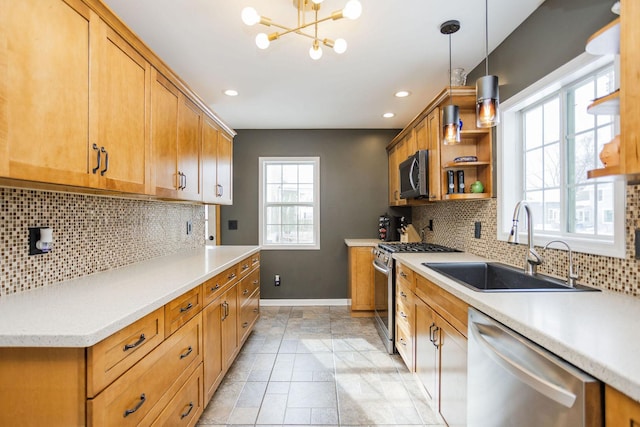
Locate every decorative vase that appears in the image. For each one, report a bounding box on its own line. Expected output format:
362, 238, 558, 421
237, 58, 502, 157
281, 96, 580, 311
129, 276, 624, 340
599, 135, 620, 167
470, 181, 484, 193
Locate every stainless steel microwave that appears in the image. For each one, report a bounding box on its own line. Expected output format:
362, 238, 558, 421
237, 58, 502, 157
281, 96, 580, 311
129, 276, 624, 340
399, 150, 429, 199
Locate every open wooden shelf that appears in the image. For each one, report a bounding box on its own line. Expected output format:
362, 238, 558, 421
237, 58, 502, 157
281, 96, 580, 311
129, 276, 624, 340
460, 129, 489, 136
587, 90, 620, 115
586, 18, 620, 55
442, 192, 490, 200
443, 161, 491, 169
587, 165, 621, 179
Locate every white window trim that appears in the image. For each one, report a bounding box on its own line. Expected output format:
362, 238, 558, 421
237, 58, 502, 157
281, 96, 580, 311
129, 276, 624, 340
498, 52, 626, 258
258, 156, 321, 250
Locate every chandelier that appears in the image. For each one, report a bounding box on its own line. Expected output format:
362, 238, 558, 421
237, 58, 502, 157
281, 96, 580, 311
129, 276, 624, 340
241, 0, 363, 60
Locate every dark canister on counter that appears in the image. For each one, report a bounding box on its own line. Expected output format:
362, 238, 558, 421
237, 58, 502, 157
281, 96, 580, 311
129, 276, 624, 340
457, 170, 465, 193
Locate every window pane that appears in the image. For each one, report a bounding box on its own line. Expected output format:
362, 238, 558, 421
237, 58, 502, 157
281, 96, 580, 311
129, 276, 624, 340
299, 225, 314, 243
525, 148, 543, 190
525, 106, 543, 150
596, 69, 615, 98
298, 206, 314, 225
299, 165, 314, 183
597, 182, 615, 236
282, 184, 298, 202
571, 81, 595, 134
571, 131, 596, 185
266, 164, 282, 183
266, 225, 281, 243
543, 189, 560, 232
266, 206, 281, 225
544, 142, 560, 188
524, 190, 543, 232
266, 184, 282, 202
283, 165, 298, 183
282, 206, 297, 225
596, 126, 614, 169
543, 98, 560, 144
572, 185, 595, 235
299, 184, 314, 202
282, 225, 297, 243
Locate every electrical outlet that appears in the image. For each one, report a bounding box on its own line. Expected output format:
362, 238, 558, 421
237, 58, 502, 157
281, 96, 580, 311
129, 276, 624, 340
186, 220, 192, 235
636, 229, 640, 259
428, 219, 434, 231
228, 220, 238, 230
474, 222, 481, 239
274, 274, 281, 286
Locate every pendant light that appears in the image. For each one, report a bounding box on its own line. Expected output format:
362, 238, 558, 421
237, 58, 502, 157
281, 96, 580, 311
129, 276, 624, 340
441, 20, 461, 145
476, 0, 500, 128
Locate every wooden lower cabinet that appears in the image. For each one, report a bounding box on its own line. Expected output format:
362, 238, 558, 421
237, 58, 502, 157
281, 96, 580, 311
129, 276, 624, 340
0, 252, 260, 427
436, 311, 467, 427
415, 298, 438, 400
348, 246, 375, 313
606, 385, 640, 426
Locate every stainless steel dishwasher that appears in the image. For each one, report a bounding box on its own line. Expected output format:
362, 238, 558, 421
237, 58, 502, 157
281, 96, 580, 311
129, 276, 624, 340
467, 308, 602, 427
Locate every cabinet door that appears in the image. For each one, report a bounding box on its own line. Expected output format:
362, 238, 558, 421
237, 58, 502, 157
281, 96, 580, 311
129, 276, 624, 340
203, 299, 223, 404
415, 119, 428, 151
216, 131, 233, 205
606, 385, 640, 426
177, 98, 202, 201
1, 0, 92, 186
437, 313, 467, 427
388, 146, 399, 205
415, 298, 438, 401
94, 25, 150, 194
151, 70, 180, 198
201, 118, 219, 204
426, 109, 442, 201
221, 284, 238, 371
348, 247, 375, 311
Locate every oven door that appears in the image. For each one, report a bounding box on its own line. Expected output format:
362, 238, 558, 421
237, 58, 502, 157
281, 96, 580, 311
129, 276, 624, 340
372, 259, 394, 354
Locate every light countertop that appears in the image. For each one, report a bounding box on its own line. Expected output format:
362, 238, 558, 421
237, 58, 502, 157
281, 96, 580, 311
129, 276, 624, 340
0, 245, 259, 348
344, 238, 383, 247
395, 252, 640, 402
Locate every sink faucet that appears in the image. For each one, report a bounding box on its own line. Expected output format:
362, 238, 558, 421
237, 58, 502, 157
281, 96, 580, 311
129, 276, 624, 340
543, 240, 580, 287
507, 200, 543, 275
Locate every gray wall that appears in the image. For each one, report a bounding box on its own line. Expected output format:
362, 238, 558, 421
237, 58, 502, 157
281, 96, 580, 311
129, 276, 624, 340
467, 0, 615, 100
221, 129, 404, 300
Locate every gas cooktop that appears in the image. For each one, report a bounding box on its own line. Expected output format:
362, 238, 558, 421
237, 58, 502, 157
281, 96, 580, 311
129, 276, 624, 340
377, 242, 461, 253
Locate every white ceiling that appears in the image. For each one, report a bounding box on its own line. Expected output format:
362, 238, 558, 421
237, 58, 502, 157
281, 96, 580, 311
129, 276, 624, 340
103, 0, 544, 130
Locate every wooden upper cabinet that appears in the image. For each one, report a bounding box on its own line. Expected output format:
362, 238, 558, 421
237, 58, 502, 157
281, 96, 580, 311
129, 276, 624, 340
177, 97, 202, 201
92, 24, 150, 194
202, 118, 234, 205
151, 70, 180, 198
426, 109, 442, 201
1, 0, 150, 194
1, 0, 93, 185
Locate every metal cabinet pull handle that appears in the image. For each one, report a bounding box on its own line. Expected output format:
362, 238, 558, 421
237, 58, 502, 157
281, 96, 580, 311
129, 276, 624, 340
180, 402, 194, 420
123, 334, 146, 351
216, 184, 223, 197
243, 289, 249, 295
399, 271, 407, 278
92, 143, 101, 174
242, 321, 249, 328
399, 337, 407, 346
399, 312, 407, 319
210, 284, 221, 292
228, 273, 236, 280
179, 346, 193, 359
182, 173, 187, 190
252, 258, 259, 264
429, 323, 440, 349
123, 393, 146, 417
400, 291, 407, 298
253, 308, 259, 313
180, 302, 193, 313
252, 280, 259, 285
100, 147, 109, 176
242, 264, 249, 270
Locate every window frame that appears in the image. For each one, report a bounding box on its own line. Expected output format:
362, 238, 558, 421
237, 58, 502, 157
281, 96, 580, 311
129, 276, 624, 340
498, 53, 626, 258
258, 156, 321, 250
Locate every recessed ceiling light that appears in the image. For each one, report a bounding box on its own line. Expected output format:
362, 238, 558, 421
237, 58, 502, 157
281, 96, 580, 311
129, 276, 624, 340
394, 91, 411, 98
383, 112, 395, 118
224, 89, 239, 97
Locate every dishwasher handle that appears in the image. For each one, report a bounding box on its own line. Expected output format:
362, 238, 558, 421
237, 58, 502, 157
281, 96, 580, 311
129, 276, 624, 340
469, 321, 577, 409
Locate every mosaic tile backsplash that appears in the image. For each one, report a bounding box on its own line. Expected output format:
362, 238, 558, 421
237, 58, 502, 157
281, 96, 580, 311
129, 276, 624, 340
413, 184, 640, 297
0, 188, 205, 296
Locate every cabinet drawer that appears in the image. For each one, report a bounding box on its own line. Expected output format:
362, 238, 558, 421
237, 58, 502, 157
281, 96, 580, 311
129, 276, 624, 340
395, 322, 413, 371
396, 280, 414, 307
396, 263, 415, 292
396, 299, 413, 332
202, 265, 238, 305
87, 313, 202, 427
165, 287, 202, 337
238, 253, 259, 278
238, 268, 260, 307
151, 363, 204, 427
239, 290, 260, 343
87, 307, 164, 397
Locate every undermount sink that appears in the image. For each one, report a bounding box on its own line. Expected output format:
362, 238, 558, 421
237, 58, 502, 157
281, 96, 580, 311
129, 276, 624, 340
422, 262, 599, 292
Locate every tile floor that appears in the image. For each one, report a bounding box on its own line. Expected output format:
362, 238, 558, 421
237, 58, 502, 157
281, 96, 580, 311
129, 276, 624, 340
197, 305, 446, 426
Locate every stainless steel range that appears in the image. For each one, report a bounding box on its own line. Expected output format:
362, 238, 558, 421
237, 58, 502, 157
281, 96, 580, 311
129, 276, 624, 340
372, 242, 460, 353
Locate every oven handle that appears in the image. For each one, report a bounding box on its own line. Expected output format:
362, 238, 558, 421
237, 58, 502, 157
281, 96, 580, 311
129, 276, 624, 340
372, 262, 390, 276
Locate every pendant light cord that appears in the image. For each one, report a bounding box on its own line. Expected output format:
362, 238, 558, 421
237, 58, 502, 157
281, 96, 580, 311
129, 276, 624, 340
449, 33, 453, 105
485, 0, 489, 75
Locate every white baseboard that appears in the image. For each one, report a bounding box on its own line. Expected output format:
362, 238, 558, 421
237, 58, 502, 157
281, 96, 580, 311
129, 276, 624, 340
260, 298, 350, 306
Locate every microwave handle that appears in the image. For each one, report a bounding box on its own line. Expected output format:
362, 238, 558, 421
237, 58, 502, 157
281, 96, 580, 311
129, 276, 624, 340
409, 158, 419, 191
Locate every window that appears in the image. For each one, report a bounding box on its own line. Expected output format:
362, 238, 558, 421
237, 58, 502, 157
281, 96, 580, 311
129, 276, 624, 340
259, 157, 320, 250
499, 53, 625, 258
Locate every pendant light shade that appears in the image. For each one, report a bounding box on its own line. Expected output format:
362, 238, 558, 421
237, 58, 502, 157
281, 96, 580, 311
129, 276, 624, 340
443, 104, 461, 145
475, 0, 500, 128
476, 75, 500, 128
441, 20, 461, 145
